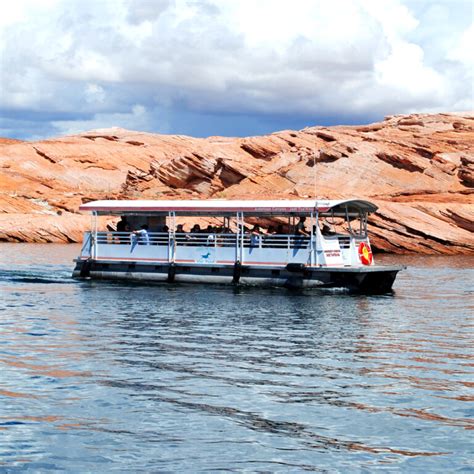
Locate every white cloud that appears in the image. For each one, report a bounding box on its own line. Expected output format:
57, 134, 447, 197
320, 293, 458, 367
448, 22, 474, 67
84, 84, 106, 104
0, 0, 472, 138
375, 42, 445, 98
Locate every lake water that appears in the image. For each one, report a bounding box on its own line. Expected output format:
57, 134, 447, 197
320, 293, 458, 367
0, 244, 472, 472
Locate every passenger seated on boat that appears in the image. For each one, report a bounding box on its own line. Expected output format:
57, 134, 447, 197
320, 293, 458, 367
294, 217, 309, 236
186, 224, 201, 245
131, 224, 150, 245
116, 216, 129, 243
321, 223, 334, 236
249, 224, 261, 248
117, 216, 128, 232
177, 224, 192, 245
204, 225, 215, 245
204, 225, 216, 238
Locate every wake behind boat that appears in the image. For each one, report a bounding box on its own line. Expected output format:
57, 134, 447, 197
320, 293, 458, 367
72, 199, 403, 293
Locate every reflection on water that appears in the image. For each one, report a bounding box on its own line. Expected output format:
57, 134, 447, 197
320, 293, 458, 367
0, 244, 473, 471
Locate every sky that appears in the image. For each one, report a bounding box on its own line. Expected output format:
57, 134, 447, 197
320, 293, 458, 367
0, 0, 472, 140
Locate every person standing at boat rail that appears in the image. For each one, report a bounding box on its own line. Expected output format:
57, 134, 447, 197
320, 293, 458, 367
132, 225, 150, 245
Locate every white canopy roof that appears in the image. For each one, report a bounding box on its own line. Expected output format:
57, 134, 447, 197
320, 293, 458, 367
79, 199, 377, 216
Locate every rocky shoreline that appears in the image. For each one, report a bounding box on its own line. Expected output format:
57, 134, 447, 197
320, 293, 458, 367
0, 112, 473, 254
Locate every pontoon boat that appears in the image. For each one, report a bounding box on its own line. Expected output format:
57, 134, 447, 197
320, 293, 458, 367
72, 199, 403, 293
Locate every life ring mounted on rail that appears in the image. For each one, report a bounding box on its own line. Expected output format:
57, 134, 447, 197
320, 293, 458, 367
358, 242, 373, 265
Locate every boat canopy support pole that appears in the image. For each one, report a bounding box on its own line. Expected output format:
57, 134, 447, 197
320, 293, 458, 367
237, 212, 244, 264
168, 211, 176, 263
92, 211, 98, 259
345, 205, 352, 235
232, 211, 242, 284
234, 212, 238, 263
172, 211, 176, 263
315, 211, 319, 266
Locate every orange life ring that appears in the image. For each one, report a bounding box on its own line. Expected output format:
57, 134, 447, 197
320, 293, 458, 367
358, 242, 373, 265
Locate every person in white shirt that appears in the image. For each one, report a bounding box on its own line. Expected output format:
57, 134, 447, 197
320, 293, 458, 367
132, 224, 150, 245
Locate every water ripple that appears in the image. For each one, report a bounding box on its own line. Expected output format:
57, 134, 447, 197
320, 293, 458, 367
0, 245, 473, 471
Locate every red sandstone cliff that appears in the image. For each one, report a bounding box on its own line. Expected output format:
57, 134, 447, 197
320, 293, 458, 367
0, 112, 473, 254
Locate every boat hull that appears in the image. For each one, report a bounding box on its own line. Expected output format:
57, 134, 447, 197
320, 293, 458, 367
72, 260, 403, 294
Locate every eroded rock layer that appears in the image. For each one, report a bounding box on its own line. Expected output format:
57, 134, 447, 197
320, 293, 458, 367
0, 112, 473, 254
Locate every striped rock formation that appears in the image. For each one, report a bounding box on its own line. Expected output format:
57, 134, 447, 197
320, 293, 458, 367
0, 112, 473, 254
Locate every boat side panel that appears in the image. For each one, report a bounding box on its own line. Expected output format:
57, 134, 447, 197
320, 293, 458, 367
93, 242, 312, 266
72, 260, 399, 292
96, 243, 169, 261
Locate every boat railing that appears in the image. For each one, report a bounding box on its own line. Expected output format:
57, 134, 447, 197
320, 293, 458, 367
86, 231, 356, 266
95, 231, 311, 250
175, 232, 236, 247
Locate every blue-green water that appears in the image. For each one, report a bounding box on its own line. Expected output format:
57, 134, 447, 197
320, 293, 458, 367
0, 244, 472, 472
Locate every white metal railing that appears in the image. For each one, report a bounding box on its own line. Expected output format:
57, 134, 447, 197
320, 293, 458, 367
88, 231, 358, 267
95, 232, 311, 249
